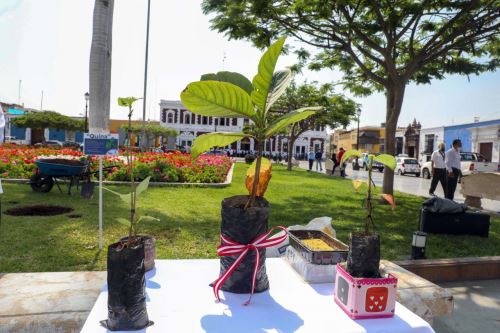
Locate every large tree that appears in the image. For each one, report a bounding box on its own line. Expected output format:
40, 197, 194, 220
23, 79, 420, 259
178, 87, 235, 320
89, 0, 114, 134
202, 0, 500, 194
272, 81, 358, 170
12, 111, 85, 132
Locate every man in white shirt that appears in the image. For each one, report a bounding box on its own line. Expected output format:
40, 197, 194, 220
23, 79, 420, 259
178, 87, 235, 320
445, 139, 462, 200
429, 143, 447, 196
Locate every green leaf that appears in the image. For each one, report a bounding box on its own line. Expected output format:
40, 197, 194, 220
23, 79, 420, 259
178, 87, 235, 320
373, 154, 397, 170
104, 176, 151, 203
191, 132, 248, 157
135, 176, 151, 197
251, 36, 286, 112
180, 81, 256, 118
340, 150, 363, 164
116, 218, 130, 227
265, 69, 293, 111
265, 107, 322, 136
200, 71, 253, 95
137, 215, 160, 224
118, 97, 141, 108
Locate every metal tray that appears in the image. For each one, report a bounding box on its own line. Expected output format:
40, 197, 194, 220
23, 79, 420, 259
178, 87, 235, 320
288, 230, 349, 265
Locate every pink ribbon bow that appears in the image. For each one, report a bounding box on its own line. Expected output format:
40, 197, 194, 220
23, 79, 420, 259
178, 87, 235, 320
213, 226, 288, 305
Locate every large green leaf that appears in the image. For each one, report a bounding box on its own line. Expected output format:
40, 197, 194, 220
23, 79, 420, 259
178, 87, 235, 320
180, 81, 256, 118
137, 215, 160, 224
118, 97, 141, 108
251, 36, 286, 112
200, 71, 253, 95
340, 150, 363, 164
103, 176, 151, 203
191, 132, 249, 157
265, 69, 292, 111
265, 107, 322, 137
116, 218, 130, 227
374, 154, 397, 170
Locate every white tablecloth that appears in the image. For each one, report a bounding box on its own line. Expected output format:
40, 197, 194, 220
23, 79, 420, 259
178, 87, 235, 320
81, 259, 435, 333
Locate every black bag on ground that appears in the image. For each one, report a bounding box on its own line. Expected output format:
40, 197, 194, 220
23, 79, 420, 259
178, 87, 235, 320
422, 196, 466, 214
101, 240, 152, 331
217, 195, 270, 293
419, 208, 490, 238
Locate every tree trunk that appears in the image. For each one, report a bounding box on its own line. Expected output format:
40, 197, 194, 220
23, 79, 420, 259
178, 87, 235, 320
89, 0, 114, 134
287, 134, 297, 171
382, 83, 406, 195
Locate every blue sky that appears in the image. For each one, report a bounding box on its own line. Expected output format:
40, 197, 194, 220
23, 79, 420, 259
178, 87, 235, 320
0, 0, 498, 130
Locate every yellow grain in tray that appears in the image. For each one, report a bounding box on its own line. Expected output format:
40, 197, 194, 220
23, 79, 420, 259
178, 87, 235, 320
301, 238, 335, 251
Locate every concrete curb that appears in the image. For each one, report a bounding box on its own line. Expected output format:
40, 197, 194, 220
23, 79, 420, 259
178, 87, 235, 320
0, 163, 234, 189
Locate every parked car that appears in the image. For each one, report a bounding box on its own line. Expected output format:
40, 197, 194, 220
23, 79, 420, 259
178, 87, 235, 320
352, 152, 384, 172
4, 136, 24, 145
395, 157, 420, 177
34, 140, 63, 148
202, 150, 226, 156
63, 141, 81, 149
420, 152, 499, 179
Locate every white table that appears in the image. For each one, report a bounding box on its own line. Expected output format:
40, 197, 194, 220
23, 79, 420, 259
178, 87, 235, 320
81, 259, 435, 333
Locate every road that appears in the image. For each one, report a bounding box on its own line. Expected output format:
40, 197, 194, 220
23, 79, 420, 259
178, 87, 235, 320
298, 160, 500, 213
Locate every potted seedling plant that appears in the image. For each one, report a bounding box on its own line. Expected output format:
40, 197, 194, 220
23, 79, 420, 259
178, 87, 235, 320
335, 151, 399, 319
180, 37, 322, 301
101, 97, 156, 331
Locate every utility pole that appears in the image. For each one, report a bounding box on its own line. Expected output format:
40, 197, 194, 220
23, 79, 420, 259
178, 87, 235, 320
18, 80, 22, 105
40, 90, 44, 111
141, 0, 152, 150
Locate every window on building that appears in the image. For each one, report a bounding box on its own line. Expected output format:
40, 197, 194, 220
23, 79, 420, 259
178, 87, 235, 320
232, 118, 237, 126
424, 134, 434, 153
243, 118, 249, 127
185, 114, 191, 124
202, 116, 208, 125
167, 113, 173, 124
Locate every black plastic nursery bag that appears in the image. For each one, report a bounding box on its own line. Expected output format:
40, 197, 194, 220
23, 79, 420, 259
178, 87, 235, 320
101, 240, 153, 331
217, 195, 270, 293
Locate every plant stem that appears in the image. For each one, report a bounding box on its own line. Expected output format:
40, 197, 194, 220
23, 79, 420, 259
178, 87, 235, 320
245, 141, 263, 209
126, 107, 136, 247
366, 157, 374, 234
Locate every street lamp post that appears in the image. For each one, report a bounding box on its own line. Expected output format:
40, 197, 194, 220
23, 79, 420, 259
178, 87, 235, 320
84, 92, 89, 133
353, 108, 362, 170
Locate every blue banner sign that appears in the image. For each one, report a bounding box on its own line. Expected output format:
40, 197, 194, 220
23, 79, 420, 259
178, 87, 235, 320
83, 133, 119, 156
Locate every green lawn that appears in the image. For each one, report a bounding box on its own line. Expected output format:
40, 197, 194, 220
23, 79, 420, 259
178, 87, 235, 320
0, 163, 498, 272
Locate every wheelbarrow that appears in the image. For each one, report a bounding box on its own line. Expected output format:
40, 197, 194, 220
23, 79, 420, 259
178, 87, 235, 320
29, 159, 115, 197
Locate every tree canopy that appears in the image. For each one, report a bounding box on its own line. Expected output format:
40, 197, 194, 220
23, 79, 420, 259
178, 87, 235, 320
273, 80, 358, 132
12, 111, 85, 131
120, 123, 178, 138
272, 80, 359, 170
202, 0, 500, 194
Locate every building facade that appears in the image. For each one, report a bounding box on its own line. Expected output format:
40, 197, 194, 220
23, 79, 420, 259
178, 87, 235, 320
159, 100, 328, 157
443, 119, 500, 163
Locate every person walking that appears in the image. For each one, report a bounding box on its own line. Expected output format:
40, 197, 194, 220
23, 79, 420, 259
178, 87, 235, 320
315, 150, 323, 172
445, 139, 462, 200
429, 143, 447, 196
331, 151, 338, 176
307, 147, 315, 171
338, 147, 346, 177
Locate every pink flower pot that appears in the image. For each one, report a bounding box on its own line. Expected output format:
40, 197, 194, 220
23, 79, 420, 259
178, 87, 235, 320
334, 263, 398, 319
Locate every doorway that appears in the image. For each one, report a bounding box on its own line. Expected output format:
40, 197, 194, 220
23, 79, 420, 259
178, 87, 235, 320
479, 142, 493, 162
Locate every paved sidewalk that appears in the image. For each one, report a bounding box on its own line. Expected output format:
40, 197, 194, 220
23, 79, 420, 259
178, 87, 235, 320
433, 279, 500, 333
297, 161, 500, 213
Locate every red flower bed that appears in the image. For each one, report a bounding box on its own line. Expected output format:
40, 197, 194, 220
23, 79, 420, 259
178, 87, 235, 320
0, 146, 233, 183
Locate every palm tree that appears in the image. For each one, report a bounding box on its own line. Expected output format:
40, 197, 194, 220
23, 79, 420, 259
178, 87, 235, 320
89, 0, 114, 134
